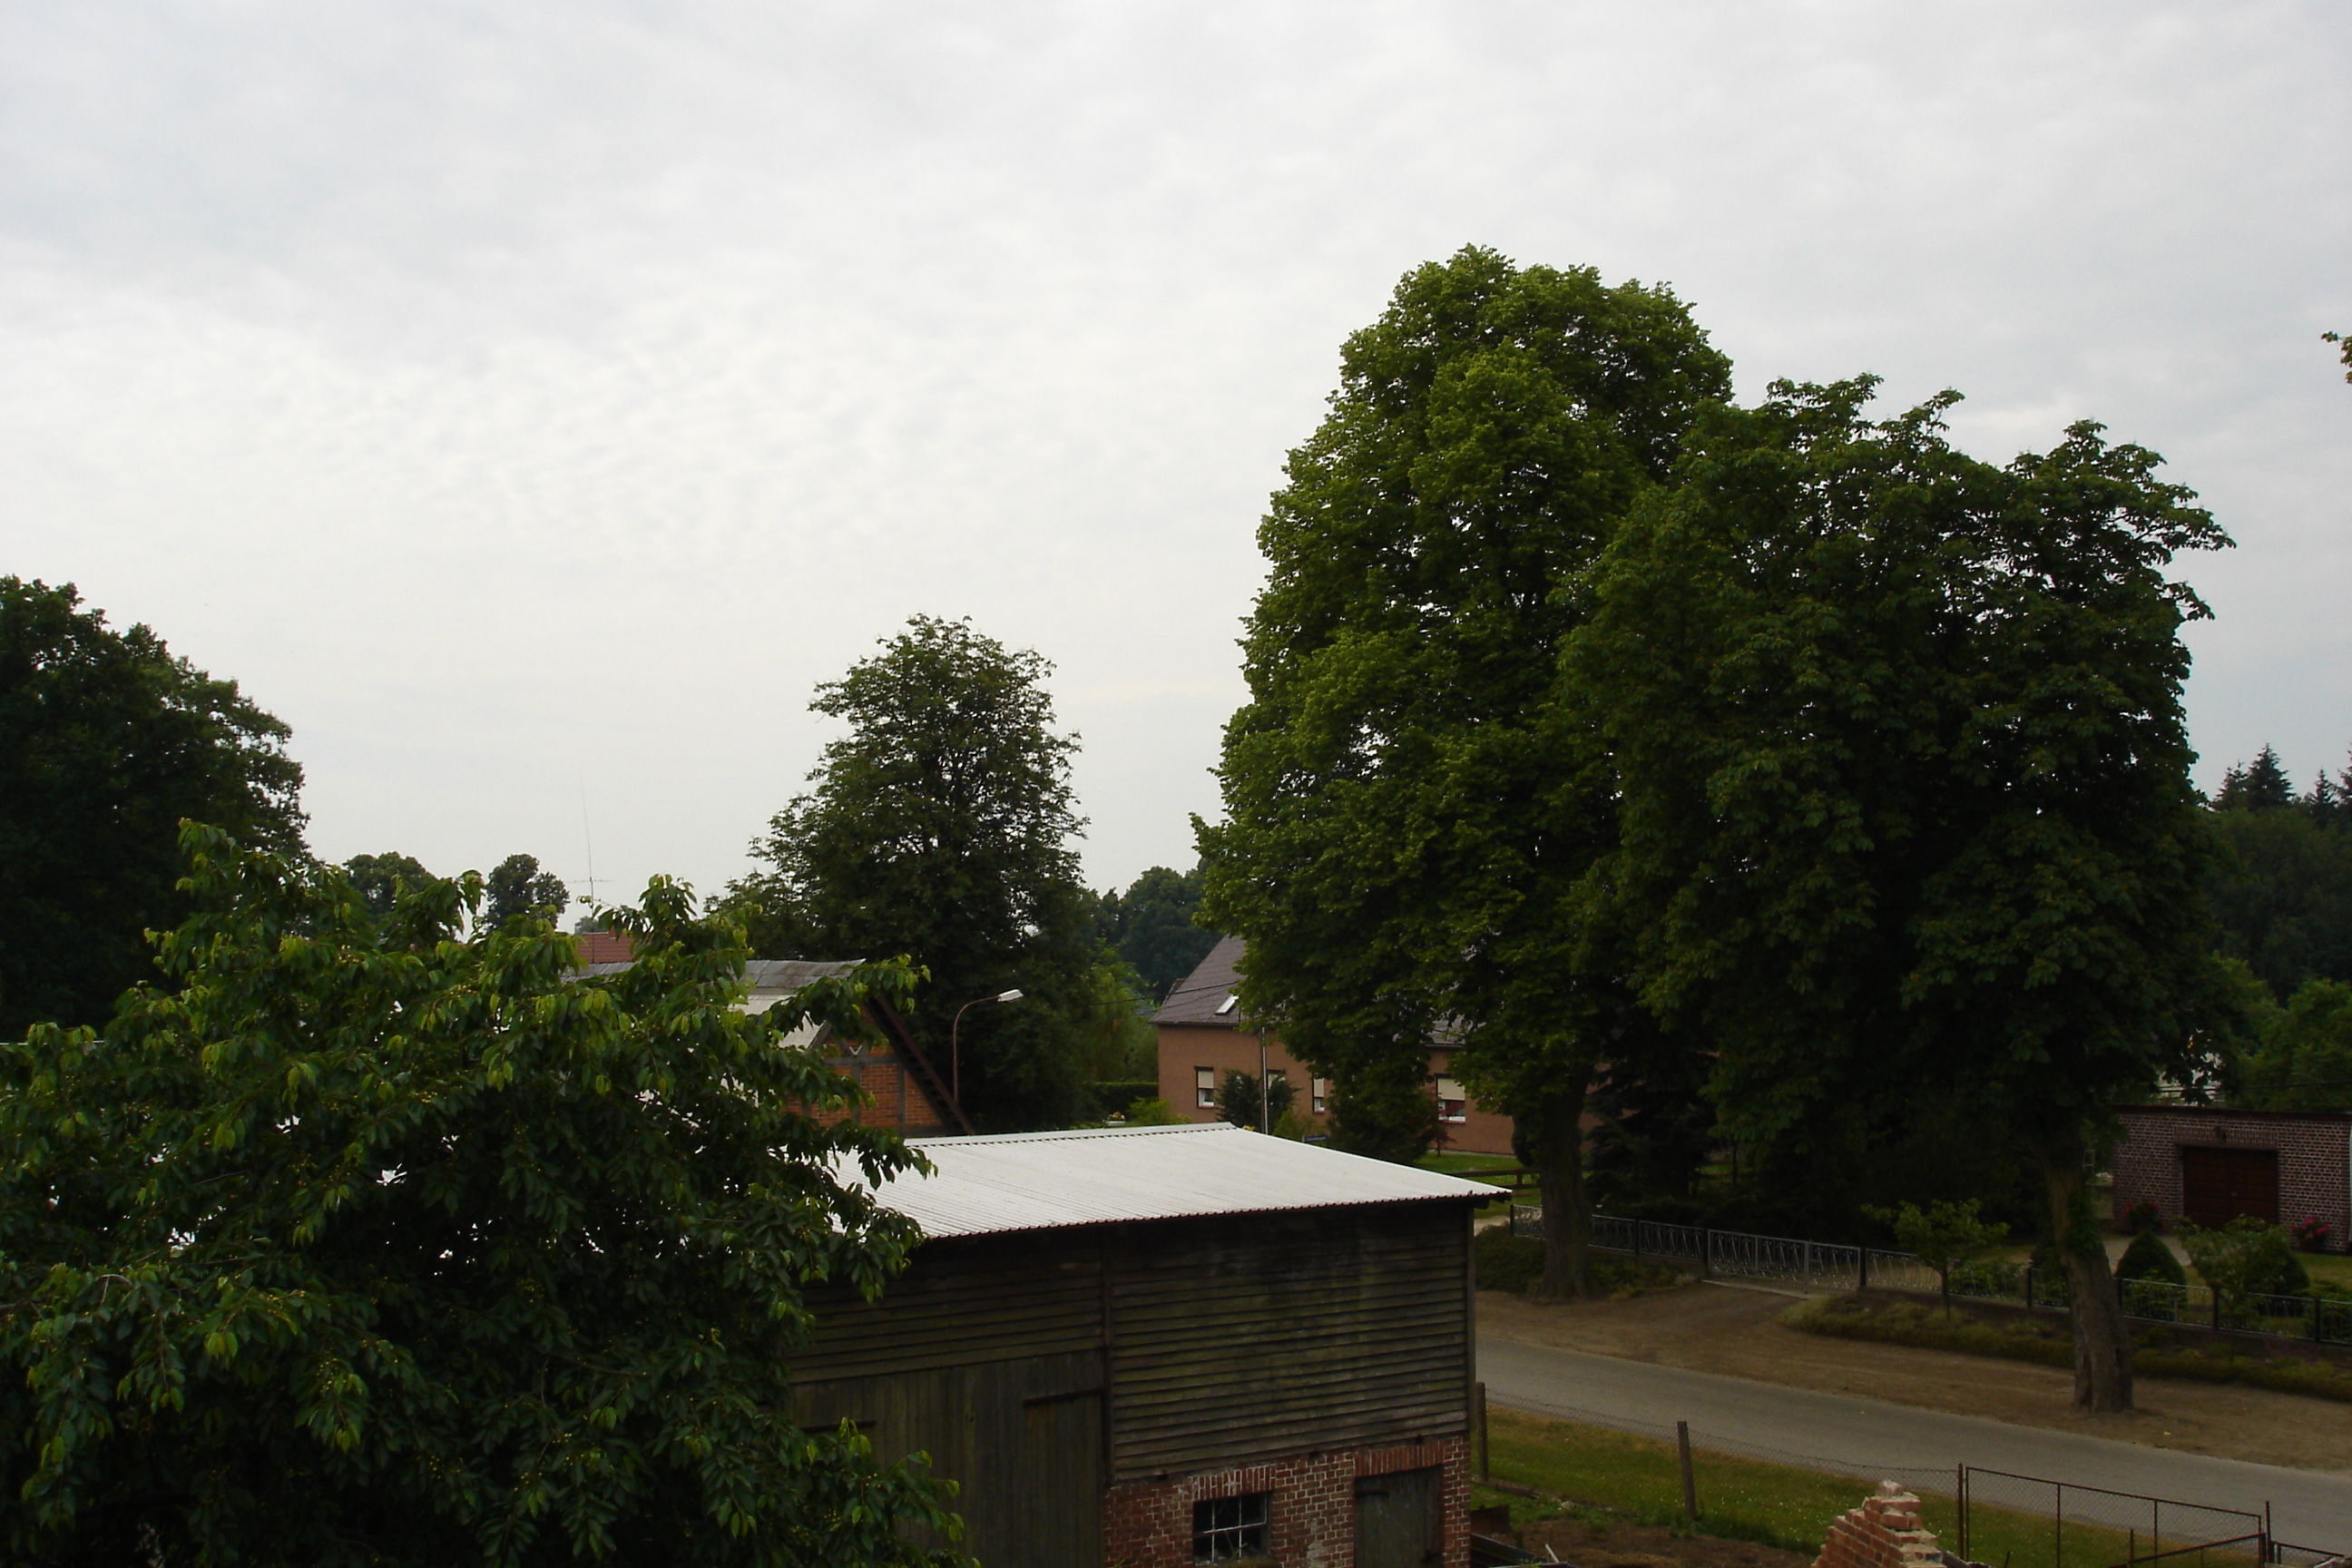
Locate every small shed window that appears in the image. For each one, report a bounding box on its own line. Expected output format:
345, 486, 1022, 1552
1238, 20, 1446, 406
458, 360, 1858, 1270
1436, 1076, 1468, 1123
1311, 1077, 1330, 1113
1192, 1493, 1269, 1563
1195, 1066, 1217, 1108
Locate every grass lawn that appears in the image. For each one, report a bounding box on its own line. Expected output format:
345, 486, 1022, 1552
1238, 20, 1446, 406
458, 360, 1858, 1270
2300, 1251, 2352, 1289
1477, 1406, 2144, 1568
1416, 1151, 1526, 1210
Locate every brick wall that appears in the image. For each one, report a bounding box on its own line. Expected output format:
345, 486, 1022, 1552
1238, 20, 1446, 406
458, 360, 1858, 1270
2110, 1106, 2351, 1250
1814, 1484, 1944, 1568
1154, 1025, 1517, 1157
1102, 1435, 1468, 1568
798, 1053, 952, 1137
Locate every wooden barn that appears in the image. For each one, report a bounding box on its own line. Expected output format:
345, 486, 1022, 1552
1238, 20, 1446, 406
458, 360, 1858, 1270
792, 1122, 1493, 1567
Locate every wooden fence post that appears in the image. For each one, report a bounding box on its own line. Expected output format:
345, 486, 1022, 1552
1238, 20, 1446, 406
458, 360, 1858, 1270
1676, 1421, 1697, 1524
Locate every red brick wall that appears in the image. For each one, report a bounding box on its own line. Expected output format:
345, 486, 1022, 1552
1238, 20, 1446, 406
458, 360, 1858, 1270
798, 1052, 952, 1137
2109, 1106, 2351, 1249
1813, 1484, 1943, 1568
1154, 1025, 1516, 1157
1102, 1435, 1468, 1568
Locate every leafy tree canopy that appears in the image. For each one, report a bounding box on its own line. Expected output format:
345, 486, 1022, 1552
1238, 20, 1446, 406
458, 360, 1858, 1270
1571, 377, 2231, 1411
2237, 977, 2352, 1112
0, 828, 958, 1566
1199, 244, 1730, 1258
485, 851, 570, 927
729, 616, 1097, 1130
1092, 866, 1215, 1003
0, 578, 305, 1040
345, 851, 435, 916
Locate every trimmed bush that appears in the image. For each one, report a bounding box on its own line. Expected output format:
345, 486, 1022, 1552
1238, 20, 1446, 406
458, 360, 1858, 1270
2116, 1228, 2188, 1286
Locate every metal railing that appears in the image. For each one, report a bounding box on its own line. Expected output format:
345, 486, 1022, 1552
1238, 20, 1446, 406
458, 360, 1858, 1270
1512, 1206, 2352, 1346
1955, 1466, 2268, 1568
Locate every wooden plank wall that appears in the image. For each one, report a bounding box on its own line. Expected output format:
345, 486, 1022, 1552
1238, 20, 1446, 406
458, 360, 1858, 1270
1106, 1204, 1470, 1481
788, 1200, 1473, 1550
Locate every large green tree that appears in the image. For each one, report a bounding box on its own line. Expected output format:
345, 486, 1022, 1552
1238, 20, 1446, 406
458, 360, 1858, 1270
1092, 866, 1216, 1003
0, 827, 959, 1565
730, 616, 1098, 1130
0, 578, 306, 1040
1570, 378, 2232, 1412
1197, 246, 1731, 1292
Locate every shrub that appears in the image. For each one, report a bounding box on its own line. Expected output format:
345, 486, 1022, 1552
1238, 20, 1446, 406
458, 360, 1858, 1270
2180, 1216, 2310, 1306
2292, 1215, 2334, 1254
2123, 1200, 2163, 1234
1473, 1229, 1687, 1296
1271, 1106, 1316, 1141
2116, 1228, 2188, 1286
1120, 1096, 1186, 1126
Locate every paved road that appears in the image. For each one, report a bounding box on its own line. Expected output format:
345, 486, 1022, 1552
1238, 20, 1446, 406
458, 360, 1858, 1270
1477, 1333, 2352, 1552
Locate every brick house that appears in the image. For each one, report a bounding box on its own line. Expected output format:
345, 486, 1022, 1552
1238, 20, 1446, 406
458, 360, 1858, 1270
2109, 1104, 2351, 1249
580, 956, 968, 1136
1153, 936, 1516, 1156
796, 1122, 1490, 1567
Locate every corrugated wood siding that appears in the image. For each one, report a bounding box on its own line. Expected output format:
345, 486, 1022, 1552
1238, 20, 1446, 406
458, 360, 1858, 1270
1108, 1202, 1469, 1481
788, 1199, 1473, 1493
794, 1233, 1103, 1379
791, 1349, 1104, 1568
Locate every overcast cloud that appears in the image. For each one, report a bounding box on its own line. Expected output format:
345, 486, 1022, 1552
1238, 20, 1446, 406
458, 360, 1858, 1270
5, 0, 2346, 907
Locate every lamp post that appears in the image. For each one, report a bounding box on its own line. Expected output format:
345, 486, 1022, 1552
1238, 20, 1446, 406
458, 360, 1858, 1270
950, 988, 1024, 1112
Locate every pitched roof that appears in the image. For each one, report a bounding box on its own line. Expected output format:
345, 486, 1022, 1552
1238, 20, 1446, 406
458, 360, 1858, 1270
1149, 936, 1464, 1046
1152, 933, 1247, 1026
857, 1122, 1489, 1239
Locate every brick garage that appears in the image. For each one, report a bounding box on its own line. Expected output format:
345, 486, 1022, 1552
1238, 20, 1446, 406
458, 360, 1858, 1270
1103, 1437, 1468, 1568
2110, 1105, 2351, 1250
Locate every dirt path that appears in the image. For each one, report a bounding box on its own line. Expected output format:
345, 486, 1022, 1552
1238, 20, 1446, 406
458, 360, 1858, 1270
1477, 1284, 2352, 1475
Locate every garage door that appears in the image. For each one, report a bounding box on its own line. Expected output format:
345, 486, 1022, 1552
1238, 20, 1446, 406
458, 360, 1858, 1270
2179, 1146, 2279, 1229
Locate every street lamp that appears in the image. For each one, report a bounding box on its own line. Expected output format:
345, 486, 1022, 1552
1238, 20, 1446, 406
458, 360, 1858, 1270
950, 988, 1024, 1112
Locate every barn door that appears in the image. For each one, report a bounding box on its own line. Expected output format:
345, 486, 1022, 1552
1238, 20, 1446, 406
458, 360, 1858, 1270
1355, 1466, 1441, 1568
1007, 1390, 1102, 1568
2180, 1147, 2280, 1229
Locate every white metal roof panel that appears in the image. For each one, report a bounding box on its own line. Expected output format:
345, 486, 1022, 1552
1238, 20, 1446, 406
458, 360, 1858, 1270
855, 1122, 1493, 1239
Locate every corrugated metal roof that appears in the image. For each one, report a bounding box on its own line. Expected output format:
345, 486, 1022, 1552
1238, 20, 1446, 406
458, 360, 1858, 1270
855, 1122, 1492, 1239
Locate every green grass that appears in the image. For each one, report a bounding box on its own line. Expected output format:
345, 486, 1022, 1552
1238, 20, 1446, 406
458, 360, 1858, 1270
1784, 1296, 2352, 1403
1478, 1406, 2145, 1568
2300, 1252, 2352, 1290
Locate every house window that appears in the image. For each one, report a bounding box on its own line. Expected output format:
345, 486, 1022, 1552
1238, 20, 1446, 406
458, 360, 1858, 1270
1192, 1493, 1269, 1563
1436, 1076, 1468, 1123
1312, 1077, 1330, 1114
1195, 1066, 1217, 1108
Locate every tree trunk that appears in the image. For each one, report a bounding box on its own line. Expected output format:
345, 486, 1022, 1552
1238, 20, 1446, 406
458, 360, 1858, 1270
1525, 1073, 1594, 1301
2040, 1132, 2133, 1414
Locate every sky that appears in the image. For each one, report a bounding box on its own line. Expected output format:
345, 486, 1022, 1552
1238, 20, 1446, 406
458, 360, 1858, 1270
5, 0, 2347, 910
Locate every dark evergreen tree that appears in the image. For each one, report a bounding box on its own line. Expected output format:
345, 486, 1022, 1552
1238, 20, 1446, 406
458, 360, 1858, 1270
1215, 1068, 1294, 1132
2213, 744, 2295, 812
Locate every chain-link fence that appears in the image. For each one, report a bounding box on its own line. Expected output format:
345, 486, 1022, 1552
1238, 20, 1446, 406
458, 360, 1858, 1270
1514, 1207, 2352, 1347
